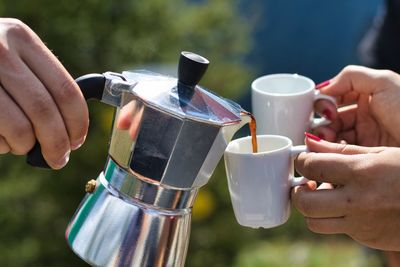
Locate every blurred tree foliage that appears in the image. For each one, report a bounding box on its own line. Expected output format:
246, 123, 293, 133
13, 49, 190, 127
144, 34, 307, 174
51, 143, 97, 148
0, 0, 257, 266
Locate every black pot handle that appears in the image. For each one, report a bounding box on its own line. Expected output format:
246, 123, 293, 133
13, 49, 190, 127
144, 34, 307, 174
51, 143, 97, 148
27, 74, 106, 169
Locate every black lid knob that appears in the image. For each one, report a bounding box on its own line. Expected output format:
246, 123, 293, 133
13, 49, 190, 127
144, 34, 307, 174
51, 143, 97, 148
178, 51, 209, 87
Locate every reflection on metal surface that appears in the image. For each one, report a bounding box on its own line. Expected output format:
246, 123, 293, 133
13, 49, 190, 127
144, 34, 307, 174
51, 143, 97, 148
103, 159, 198, 209
66, 170, 191, 267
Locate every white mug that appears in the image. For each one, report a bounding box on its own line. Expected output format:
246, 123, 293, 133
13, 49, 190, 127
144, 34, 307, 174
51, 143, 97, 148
224, 135, 307, 229
251, 73, 336, 145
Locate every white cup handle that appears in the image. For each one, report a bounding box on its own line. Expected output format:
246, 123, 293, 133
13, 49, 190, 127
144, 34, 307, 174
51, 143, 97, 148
291, 176, 309, 186
311, 91, 337, 128
290, 145, 309, 186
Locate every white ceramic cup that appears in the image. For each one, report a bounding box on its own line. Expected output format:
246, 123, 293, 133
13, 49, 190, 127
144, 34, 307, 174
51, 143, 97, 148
251, 73, 336, 145
224, 135, 308, 229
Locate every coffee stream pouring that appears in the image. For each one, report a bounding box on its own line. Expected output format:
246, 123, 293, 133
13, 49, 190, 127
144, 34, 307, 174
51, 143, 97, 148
27, 51, 251, 267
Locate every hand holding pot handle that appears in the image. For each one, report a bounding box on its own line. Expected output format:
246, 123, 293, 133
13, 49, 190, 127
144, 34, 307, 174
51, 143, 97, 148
27, 74, 105, 169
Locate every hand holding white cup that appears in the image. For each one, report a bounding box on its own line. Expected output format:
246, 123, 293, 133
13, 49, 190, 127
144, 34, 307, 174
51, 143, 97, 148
224, 135, 308, 229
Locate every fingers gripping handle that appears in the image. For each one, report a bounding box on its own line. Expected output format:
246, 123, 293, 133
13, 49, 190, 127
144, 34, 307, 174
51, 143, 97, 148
26, 74, 106, 169
311, 91, 337, 128
290, 145, 309, 186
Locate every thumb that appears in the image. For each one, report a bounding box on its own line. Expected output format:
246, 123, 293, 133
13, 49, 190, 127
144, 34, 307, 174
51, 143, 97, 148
304, 132, 385, 155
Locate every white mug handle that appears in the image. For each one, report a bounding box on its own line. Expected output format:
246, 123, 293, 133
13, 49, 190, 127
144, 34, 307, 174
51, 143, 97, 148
311, 90, 337, 128
290, 145, 309, 186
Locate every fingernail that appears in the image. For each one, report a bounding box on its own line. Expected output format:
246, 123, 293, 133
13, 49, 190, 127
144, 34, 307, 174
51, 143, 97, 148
322, 109, 333, 120
305, 132, 321, 141
54, 152, 70, 169
71, 136, 86, 150
316, 80, 330, 89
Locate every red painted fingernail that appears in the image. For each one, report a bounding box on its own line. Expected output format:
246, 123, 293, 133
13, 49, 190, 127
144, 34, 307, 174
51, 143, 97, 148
305, 132, 321, 141
316, 80, 330, 89
322, 109, 333, 120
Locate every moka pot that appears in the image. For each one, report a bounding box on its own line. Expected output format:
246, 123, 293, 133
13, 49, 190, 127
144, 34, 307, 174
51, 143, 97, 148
27, 51, 251, 267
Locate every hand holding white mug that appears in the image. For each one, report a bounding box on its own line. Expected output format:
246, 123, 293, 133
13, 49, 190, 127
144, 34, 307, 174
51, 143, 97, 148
311, 65, 400, 147
224, 135, 308, 228
292, 134, 400, 251
0, 18, 88, 169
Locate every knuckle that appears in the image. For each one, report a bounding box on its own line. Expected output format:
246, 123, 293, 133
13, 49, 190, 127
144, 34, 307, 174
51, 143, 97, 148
57, 78, 88, 142
0, 19, 33, 64
3, 18, 26, 28
5, 19, 34, 43
56, 78, 80, 103
11, 120, 33, 140
299, 153, 320, 178
30, 98, 54, 118
340, 65, 372, 82
333, 142, 351, 154
0, 44, 18, 73
341, 65, 359, 76
8, 122, 35, 155
0, 41, 11, 61
57, 79, 88, 142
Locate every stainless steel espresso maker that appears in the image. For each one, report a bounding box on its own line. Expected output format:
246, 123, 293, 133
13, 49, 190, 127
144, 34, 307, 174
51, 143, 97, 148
28, 51, 251, 267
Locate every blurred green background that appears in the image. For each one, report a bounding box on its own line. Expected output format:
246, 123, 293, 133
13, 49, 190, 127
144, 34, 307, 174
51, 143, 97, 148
0, 0, 386, 266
